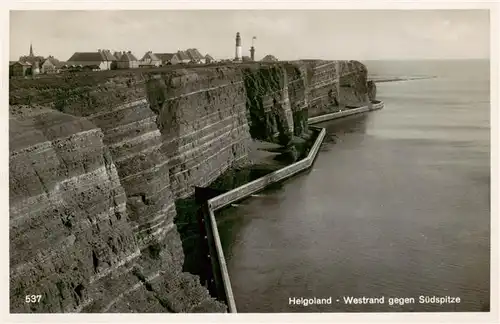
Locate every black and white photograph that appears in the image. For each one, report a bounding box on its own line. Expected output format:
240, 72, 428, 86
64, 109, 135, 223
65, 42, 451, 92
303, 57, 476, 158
5, 2, 497, 322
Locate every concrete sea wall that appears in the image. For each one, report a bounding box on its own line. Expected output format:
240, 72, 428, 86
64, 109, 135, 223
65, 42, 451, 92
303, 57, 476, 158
308, 99, 384, 124
9, 60, 378, 313
200, 99, 384, 313
200, 127, 326, 313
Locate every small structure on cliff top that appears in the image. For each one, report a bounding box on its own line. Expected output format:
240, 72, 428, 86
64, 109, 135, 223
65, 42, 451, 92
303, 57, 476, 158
117, 51, 139, 69
140, 51, 161, 67
261, 54, 278, 62
10, 61, 31, 77
185, 48, 206, 64
205, 54, 215, 64
176, 50, 191, 64
40, 56, 65, 74
155, 53, 181, 65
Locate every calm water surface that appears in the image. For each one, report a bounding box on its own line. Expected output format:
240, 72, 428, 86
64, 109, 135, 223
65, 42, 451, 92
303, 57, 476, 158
217, 60, 490, 312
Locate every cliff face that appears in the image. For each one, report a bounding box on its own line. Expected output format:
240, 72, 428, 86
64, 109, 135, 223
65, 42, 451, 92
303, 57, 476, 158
241, 60, 375, 144
305, 60, 374, 117
9, 60, 375, 313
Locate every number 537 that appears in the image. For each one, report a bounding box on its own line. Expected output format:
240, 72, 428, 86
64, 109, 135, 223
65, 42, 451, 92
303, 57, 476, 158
25, 295, 42, 303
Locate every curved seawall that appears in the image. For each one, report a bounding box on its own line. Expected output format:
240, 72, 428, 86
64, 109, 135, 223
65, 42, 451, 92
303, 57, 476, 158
202, 127, 327, 313
216, 60, 490, 312
9, 60, 378, 313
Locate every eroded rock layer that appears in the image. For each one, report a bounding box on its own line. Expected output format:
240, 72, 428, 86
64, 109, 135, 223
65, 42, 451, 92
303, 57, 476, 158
9, 60, 376, 313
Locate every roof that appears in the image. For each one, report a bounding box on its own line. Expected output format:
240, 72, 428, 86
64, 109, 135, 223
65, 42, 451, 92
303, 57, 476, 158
185, 48, 204, 61
177, 50, 190, 60
261, 54, 278, 62
141, 52, 160, 62
119, 52, 139, 61
154, 53, 178, 62
42, 56, 65, 68
101, 50, 117, 61
12, 61, 32, 66
68, 52, 107, 62
19, 55, 44, 64
205, 54, 214, 60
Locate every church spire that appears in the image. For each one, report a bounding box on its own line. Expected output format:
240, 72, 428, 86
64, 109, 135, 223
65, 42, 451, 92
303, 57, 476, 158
29, 42, 34, 57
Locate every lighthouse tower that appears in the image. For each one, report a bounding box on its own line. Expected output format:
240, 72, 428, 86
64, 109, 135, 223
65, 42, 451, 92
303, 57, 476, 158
235, 32, 242, 61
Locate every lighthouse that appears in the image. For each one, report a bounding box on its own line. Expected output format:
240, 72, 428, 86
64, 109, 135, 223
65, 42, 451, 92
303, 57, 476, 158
235, 32, 242, 61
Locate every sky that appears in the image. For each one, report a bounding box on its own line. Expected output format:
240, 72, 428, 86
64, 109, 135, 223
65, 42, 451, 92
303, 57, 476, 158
9, 10, 490, 61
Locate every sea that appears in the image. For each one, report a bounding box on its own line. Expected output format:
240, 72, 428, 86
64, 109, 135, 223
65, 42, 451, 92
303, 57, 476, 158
216, 59, 491, 312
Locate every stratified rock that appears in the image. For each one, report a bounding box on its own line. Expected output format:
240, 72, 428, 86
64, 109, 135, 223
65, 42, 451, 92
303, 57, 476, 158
9, 60, 376, 313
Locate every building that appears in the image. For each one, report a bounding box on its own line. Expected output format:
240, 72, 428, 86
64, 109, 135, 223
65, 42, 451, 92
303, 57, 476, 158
205, 54, 215, 64
10, 61, 32, 77
140, 51, 161, 67
185, 48, 205, 64
67, 49, 116, 70
19, 43, 45, 67
82, 65, 101, 72
40, 56, 64, 74
242, 56, 252, 62
8, 62, 15, 78
117, 51, 139, 69
235, 32, 242, 61
40, 57, 56, 74
176, 50, 191, 64
261, 54, 278, 62
154, 53, 180, 65
102, 49, 118, 69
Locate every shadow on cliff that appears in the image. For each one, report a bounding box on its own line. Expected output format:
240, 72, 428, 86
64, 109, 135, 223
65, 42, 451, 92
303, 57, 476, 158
172, 165, 285, 292
173, 197, 211, 287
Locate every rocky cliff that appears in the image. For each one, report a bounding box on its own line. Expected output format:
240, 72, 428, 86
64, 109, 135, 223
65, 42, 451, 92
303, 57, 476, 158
9, 60, 376, 313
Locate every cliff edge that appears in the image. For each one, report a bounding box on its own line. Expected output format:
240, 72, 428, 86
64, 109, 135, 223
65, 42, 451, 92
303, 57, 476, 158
9, 60, 376, 313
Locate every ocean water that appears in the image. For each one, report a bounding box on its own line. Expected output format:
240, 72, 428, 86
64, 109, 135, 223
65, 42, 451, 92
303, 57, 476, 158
216, 60, 490, 312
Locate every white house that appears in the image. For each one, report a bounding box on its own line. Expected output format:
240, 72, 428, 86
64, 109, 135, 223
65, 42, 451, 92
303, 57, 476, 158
205, 54, 215, 64
140, 51, 161, 67
117, 51, 139, 69
67, 49, 116, 70
154, 53, 181, 65
186, 48, 205, 64
176, 50, 191, 64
